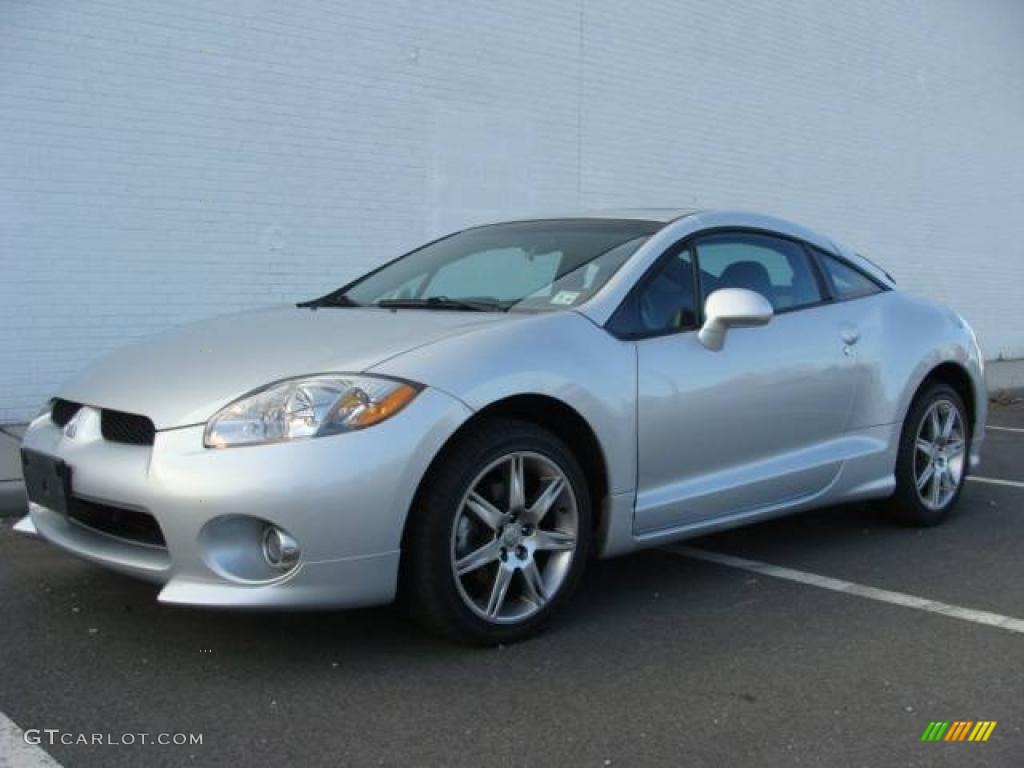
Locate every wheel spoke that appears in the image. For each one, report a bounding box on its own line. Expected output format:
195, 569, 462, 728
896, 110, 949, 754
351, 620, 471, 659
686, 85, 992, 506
928, 406, 943, 440
525, 476, 566, 525
941, 407, 957, 440
520, 561, 547, 607
948, 464, 963, 486
455, 539, 502, 576
465, 491, 505, 531
508, 455, 526, 514
486, 565, 514, 618
929, 468, 942, 507
945, 439, 965, 458
916, 461, 935, 491
939, 468, 956, 502
915, 438, 933, 455
533, 528, 575, 552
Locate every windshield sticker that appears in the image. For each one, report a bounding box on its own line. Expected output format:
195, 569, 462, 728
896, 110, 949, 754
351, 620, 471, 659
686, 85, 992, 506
550, 290, 580, 306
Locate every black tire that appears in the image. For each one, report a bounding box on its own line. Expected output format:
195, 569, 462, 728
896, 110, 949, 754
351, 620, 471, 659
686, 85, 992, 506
883, 382, 970, 526
402, 418, 592, 645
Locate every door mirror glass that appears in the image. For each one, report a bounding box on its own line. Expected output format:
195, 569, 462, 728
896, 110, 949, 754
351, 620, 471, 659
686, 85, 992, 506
698, 288, 773, 350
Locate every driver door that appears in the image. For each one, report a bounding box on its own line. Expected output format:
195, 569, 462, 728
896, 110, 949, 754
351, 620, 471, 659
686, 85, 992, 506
624, 232, 857, 534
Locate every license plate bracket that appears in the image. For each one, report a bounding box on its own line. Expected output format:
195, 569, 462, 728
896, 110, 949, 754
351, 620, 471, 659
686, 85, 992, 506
21, 448, 71, 515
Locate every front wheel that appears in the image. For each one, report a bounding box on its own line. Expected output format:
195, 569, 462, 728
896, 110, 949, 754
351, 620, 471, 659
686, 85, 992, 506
884, 383, 970, 526
403, 419, 592, 644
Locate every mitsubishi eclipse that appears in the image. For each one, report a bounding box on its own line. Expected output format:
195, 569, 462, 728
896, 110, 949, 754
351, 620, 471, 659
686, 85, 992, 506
16, 209, 986, 643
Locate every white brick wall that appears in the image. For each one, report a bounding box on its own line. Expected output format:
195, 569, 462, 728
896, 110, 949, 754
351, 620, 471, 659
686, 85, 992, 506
2, 0, 1022, 421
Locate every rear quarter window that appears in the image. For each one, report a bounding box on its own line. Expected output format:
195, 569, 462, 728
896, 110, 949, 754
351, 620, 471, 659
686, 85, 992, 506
816, 250, 884, 300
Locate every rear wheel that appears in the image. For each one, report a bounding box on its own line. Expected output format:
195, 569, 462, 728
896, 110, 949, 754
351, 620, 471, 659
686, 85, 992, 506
884, 383, 969, 526
403, 419, 592, 644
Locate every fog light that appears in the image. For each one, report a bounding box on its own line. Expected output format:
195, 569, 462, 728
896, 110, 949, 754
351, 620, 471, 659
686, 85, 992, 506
262, 526, 300, 571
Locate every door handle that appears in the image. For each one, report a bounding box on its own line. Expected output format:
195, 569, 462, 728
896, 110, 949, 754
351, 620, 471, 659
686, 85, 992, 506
841, 326, 860, 345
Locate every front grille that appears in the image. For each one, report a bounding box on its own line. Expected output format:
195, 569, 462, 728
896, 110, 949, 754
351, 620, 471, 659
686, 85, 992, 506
67, 496, 166, 548
51, 399, 82, 427
101, 409, 156, 446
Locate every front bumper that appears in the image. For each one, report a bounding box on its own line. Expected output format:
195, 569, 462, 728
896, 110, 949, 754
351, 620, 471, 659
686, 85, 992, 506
17, 388, 471, 609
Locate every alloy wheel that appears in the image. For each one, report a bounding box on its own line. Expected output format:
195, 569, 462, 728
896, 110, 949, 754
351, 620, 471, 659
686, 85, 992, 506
913, 399, 966, 511
450, 451, 579, 624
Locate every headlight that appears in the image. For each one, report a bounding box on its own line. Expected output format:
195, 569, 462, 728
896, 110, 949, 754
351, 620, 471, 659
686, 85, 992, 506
28, 398, 56, 428
204, 375, 420, 448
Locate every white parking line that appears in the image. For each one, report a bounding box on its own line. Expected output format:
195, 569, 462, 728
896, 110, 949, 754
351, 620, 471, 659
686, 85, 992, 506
968, 475, 1024, 489
0, 711, 62, 767
987, 425, 1024, 434
667, 545, 1024, 635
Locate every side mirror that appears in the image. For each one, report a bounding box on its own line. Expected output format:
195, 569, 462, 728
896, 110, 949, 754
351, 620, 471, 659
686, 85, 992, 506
698, 288, 773, 351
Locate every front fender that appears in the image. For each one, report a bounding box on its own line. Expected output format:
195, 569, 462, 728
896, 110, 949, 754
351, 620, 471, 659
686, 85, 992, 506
369, 312, 638, 495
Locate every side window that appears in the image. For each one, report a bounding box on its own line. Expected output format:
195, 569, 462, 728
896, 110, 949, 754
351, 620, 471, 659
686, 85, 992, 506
608, 244, 697, 336
695, 233, 823, 312
817, 250, 883, 300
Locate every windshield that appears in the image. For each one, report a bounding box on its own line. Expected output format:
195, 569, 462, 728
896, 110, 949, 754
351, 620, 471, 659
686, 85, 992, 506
312, 219, 661, 312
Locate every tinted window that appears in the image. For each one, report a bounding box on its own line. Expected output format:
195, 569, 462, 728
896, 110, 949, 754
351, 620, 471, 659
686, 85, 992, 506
512, 237, 651, 310
696, 233, 823, 311
425, 248, 561, 302
818, 251, 882, 300
342, 219, 660, 311
608, 243, 697, 336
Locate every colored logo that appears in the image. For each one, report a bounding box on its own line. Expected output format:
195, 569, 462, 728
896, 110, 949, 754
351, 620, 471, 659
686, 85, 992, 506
921, 721, 997, 742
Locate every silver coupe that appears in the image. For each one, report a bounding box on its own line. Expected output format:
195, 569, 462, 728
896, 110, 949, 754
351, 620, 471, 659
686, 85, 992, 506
17, 210, 986, 643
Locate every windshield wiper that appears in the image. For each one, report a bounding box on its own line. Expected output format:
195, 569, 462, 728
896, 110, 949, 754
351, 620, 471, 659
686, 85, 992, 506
375, 296, 505, 312
297, 293, 362, 309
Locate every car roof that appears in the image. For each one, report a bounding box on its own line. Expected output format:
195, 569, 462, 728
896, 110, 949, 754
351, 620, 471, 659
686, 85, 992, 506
495, 208, 701, 225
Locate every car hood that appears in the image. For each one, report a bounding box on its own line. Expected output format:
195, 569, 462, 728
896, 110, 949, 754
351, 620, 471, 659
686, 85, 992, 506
57, 306, 509, 429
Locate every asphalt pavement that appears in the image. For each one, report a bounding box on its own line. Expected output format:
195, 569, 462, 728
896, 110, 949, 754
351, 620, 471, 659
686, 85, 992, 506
1, 403, 1022, 767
